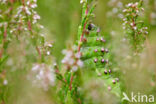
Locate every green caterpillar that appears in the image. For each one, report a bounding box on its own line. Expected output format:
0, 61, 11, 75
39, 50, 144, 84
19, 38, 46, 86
78, 0, 121, 98
80, 23, 121, 97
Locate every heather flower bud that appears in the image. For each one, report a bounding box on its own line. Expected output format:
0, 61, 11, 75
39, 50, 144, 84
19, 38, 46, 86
101, 48, 105, 52
94, 58, 98, 63
104, 70, 107, 74
101, 59, 105, 63
94, 49, 98, 53
109, 69, 111, 73
100, 37, 106, 43
112, 80, 116, 84
105, 49, 109, 53
96, 38, 100, 41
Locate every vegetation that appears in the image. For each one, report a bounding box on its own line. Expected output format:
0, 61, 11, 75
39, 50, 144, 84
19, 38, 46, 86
0, 0, 156, 104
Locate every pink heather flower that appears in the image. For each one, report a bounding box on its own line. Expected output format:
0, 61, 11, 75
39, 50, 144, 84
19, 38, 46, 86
75, 52, 81, 58
123, 18, 127, 21
31, 4, 37, 8
29, 64, 55, 91
68, 58, 75, 65
123, 9, 127, 13
47, 51, 50, 55
45, 43, 53, 47
62, 48, 84, 71
133, 26, 137, 30
25, 7, 31, 15
77, 60, 83, 67
32, 64, 40, 71
27, 1, 30, 5
130, 23, 133, 26
33, 14, 40, 20
126, 3, 133, 7
72, 66, 78, 72
3, 79, 8, 85
67, 50, 73, 57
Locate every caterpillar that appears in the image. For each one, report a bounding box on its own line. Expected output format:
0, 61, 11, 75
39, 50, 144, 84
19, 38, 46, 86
78, 0, 121, 98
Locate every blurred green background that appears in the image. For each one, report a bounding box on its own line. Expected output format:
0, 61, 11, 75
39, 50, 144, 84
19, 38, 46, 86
2, 0, 156, 103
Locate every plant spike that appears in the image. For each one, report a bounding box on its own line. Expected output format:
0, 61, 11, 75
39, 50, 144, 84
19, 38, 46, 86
122, 0, 148, 54
78, 0, 121, 99
0, 0, 54, 103
56, 47, 84, 104
78, 0, 96, 51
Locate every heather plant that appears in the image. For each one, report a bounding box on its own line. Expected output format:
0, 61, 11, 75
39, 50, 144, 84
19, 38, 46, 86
122, 0, 148, 53
0, 0, 155, 104
52, 0, 121, 103
55, 47, 84, 104
54, 0, 121, 104
78, 0, 121, 96
0, 0, 54, 103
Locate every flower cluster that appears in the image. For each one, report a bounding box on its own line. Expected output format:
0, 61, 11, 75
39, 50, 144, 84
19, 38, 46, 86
28, 63, 55, 91
0, 0, 42, 36
12, 0, 42, 33
122, 2, 147, 32
122, 1, 148, 53
0, 0, 45, 81
0, 0, 54, 95
37, 41, 53, 57
61, 47, 83, 72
